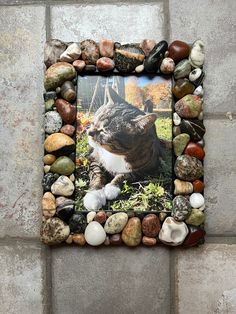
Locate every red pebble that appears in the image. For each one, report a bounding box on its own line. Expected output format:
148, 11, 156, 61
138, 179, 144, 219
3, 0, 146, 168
94, 211, 107, 224
184, 142, 205, 160
55, 99, 76, 124
183, 225, 205, 247
168, 40, 190, 62
192, 180, 205, 193
60, 124, 75, 136
72, 60, 86, 72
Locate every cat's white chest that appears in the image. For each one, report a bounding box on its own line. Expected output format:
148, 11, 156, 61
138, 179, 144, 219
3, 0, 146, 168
89, 138, 131, 174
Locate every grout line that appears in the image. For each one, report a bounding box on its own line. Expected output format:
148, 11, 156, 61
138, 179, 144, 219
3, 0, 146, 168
42, 246, 53, 314
163, 0, 170, 42
45, 4, 51, 40
170, 249, 177, 314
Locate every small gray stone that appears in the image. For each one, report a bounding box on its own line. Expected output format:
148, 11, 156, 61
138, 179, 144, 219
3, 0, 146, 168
194, 85, 204, 97
172, 195, 192, 221
174, 59, 192, 80
44, 111, 62, 134
51, 175, 74, 196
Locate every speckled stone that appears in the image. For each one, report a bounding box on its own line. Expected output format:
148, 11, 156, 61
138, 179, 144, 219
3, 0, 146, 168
99, 39, 114, 58
172, 195, 192, 221
60, 124, 75, 136
189, 39, 205, 68
104, 213, 128, 234
96, 57, 115, 72
50, 156, 75, 176
175, 95, 202, 119
185, 208, 205, 226
51, 175, 74, 196
72, 60, 86, 72
142, 214, 161, 237
81, 39, 100, 65
173, 133, 190, 156
42, 173, 59, 191
174, 59, 191, 80
160, 57, 175, 74
121, 217, 142, 247
94, 211, 107, 224
44, 62, 76, 91
44, 111, 62, 134
41, 217, 70, 245
174, 155, 204, 181
44, 39, 67, 68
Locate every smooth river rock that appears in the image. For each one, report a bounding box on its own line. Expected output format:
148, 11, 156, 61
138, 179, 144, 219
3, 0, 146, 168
60, 42, 81, 62
44, 133, 75, 155
175, 95, 202, 119
174, 59, 191, 80
174, 155, 204, 181
174, 179, 193, 195
184, 142, 205, 160
99, 39, 114, 58
140, 39, 156, 56
192, 179, 205, 193
144, 40, 168, 73
55, 99, 76, 124
173, 133, 190, 156
183, 225, 206, 247
81, 39, 100, 65
41, 217, 70, 245
160, 57, 175, 74
172, 78, 195, 99
141, 214, 160, 237
114, 44, 145, 73
189, 39, 205, 68
84, 221, 106, 246
96, 57, 115, 72
180, 119, 206, 142
189, 193, 205, 208
50, 156, 75, 176
168, 40, 190, 62
121, 217, 142, 247
42, 192, 56, 218
51, 175, 75, 196
104, 212, 128, 234
185, 208, 205, 226
69, 213, 87, 233
60, 81, 76, 102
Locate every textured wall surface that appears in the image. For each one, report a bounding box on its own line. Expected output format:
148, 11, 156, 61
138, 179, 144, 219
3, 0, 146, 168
0, 1, 236, 314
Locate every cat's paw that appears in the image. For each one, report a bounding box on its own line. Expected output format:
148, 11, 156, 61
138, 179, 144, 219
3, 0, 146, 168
104, 183, 121, 200
83, 189, 106, 211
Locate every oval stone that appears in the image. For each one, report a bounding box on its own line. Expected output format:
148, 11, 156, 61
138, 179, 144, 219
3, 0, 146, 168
51, 175, 75, 196
180, 119, 206, 142
174, 59, 191, 80
144, 40, 168, 73
94, 211, 107, 224
44, 62, 76, 91
185, 208, 205, 226
142, 236, 157, 246
60, 42, 81, 62
72, 234, 86, 246
45, 111, 62, 134
192, 180, 205, 193
55, 99, 76, 124
56, 197, 74, 222
42, 173, 59, 191
43, 154, 56, 165
140, 39, 156, 56
110, 234, 122, 245
96, 57, 115, 72
42, 192, 56, 218
189, 193, 205, 208
60, 81, 76, 102
121, 217, 142, 247
173, 133, 190, 156
60, 124, 75, 136
172, 79, 195, 99
172, 195, 192, 221
184, 142, 205, 160
174, 179, 193, 195
69, 213, 87, 233
189, 39, 205, 68
175, 95, 202, 119
81, 39, 100, 65
72, 60, 86, 72
41, 217, 70, 245
168, 40, 190, 62
44, 133, 75, 155
104, 212, 128, 234
99, 39, 114, 58
160, 57, 175, 74
174, 155, 204, 181
142, 214, 161, 237
50, 156, 75, 176
183, 225, 205, 247
84, 221, 106, 246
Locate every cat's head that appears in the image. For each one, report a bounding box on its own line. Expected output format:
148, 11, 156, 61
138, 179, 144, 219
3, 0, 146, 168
87, 87, 157, 154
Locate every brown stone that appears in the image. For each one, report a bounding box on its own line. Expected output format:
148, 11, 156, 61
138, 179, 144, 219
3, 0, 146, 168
55, 99, 76, 124
42, 192, 56, 218
142, 214, 161, 237
121, 217, 142, 247
96, 57, 115, 72
142, 236, 157, 246
192, 180, 205, 193
72, 234, 86, 246
140, 39, 156, 56
99, 39, 114, 58
81, 39, 100, 65
43, 154, 56, 165
72, 60, 86, 72
172, 79, 195, 99
44, 133, 75, 154
184, 142, 205, 160
94, 211, 107, 224
168, 40, 190, 62
60, 124, 75, 136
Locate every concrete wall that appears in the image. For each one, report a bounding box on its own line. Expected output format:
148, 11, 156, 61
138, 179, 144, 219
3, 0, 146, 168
0, 1, 236, 313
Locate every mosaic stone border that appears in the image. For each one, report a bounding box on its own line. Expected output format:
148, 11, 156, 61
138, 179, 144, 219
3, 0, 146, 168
41, 39, 206, 248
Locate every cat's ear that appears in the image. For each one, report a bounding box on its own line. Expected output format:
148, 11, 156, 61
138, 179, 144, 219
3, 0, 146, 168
107, 86, 126, 106
132, 113, 157, 132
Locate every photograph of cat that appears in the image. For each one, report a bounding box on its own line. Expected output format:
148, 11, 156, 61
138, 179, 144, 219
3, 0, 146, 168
76, 75, 172, 212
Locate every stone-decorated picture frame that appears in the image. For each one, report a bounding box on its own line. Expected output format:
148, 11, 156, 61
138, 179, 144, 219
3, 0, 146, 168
41, 38, 206, 248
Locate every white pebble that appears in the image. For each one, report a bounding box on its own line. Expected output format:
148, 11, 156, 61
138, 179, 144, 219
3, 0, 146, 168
194, 85, 204, 97
135, 64, 144, 73
87, 211, 96, 223
173, 112, 181, 126
189, 193, 205, 208
84, 221, 106, 246
44, 165, 51, 173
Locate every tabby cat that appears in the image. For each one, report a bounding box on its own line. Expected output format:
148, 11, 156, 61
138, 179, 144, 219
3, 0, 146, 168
83, 87, 162, 211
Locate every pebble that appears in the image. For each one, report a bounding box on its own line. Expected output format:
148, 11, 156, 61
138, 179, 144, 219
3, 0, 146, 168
43, 154, 56, 165
189, 39, 205, 68
44, 62, 76, 91
42, 173, 59, 191
72, 234, 86, 246
160, 57, 175, 74
60, 81, 76, 102
175, 95, 202, 119
45, 111, 62, 134
60, 43, 81, 62
104, 212, 128, 234
87, 211, 96, 223
44, 133, 75, 155
96, 57, 115, 72
72, 60, 86, 72
144, 40, 168, 73
44, 39, 67, 68
85, 65, 96, 72
114, 44, 145, 73
50, 156, 75, 176
84, 221, 106, 246
174, 155, 204, 181
104, 236, 110, 246
197, 138, 205, 147
42, 192, 56, 218
110, 234, 122, 245
121, 217, 142, 247
180, 119, 206, 142
183, 225, 205, 247
159, 217, 189, 246
60, 124, 75, 136
94, 211, 107, 224
184, 142, 205, 160
81, 39, 100, 65
99, 39, 114, 58
142, 236, 157, 246
172, 79, 195, 99
173, 112, 181, 126
189, 193, 205, 208
159, 212, 167, 222
51, 175, 75, 196
142, 214, 161, 237
44, 91, 57, 102
66, 234, 73, 244
172, 195, 192, 221
140, 39, 156, 56
55, 99, 76, 124
168, 40, 190, 62
56, 197, 74, 222
192, 180, 205, 193
69, 174, 75, 182
173, 126, 181, 137
135, 64, 144, 73
185, 208, 205, 226
44, 165, 51, 173
41, 217, 70, 245
194, 85, 204, 97
189, 68, 204, 86
174, 179, 193, 195
174, 59, 191, 80
69, 213, 87, 233
198, 111, 203, 120
45, 99, 55, 111
173, 133, 190, 156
